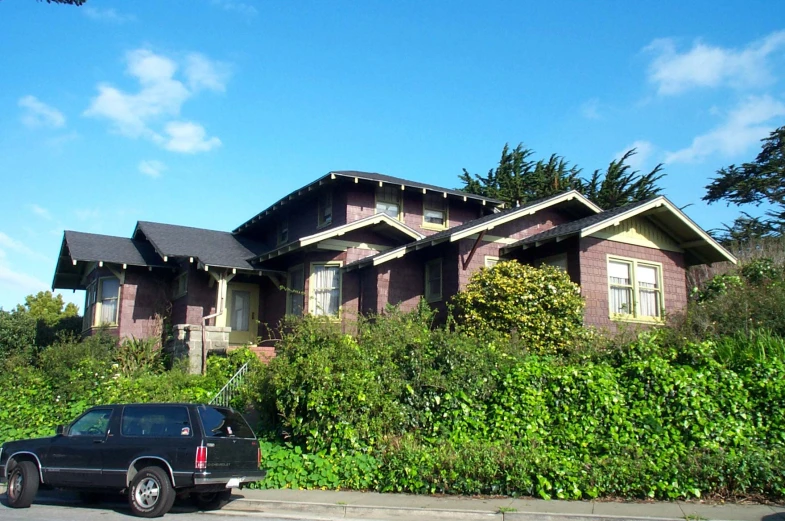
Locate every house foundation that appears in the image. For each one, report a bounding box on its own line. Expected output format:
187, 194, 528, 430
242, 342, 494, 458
169, 324, 231, 374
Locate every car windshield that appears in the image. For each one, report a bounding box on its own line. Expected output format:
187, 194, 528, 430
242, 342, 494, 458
197, 406, 255, 438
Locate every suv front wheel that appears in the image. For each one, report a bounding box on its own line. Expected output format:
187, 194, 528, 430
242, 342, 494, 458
7, 460, 39, 508
127, 466, 175, 518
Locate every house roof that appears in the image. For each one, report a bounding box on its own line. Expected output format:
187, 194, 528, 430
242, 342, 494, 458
256, 213, 424, 262
232, 170, 503, 233
52, 231, 169, 290
501, 196, 737, 265
133, 221, 267, 270
345, 190, 601, 271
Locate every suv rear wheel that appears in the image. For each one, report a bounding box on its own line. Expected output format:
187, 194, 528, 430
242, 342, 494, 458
127, 466, 175, 518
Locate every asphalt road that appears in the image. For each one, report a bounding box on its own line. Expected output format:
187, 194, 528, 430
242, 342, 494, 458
0, 493, 369, 521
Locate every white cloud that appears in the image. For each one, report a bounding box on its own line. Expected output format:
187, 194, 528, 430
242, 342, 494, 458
30, 204, 52, 220
84, 49, 228, 153
0, 232, 47, 261
580, 98, 601, 120
186, 53, 231, 92
18, 95, 66, 128
0, 263, 48, 294
614, 141, 655, 171
163, 121, 222, 153
83, 7, 136, 23
665, 95, 785, 164
138, 160, 166, 178
75, 208, 102, 221
645, 31, 785, 96
211, 0, 258, 17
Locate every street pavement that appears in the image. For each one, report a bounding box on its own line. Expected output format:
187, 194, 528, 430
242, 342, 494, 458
1, 483, 784, 520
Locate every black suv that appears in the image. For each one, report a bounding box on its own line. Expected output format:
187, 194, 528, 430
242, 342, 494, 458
0, 403, 266, 517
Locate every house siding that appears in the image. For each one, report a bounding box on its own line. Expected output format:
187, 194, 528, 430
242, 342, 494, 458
578, 237, 687, 330
117, 268, 169, 340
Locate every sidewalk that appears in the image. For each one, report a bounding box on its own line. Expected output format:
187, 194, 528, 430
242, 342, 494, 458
2, 483, 784, 520
228, 488, 785, 521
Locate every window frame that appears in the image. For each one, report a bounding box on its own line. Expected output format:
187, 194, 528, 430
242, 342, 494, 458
422, 192, 448, 230
375, 185, 402, 221
484, 256, 500, 268
425, 258, 443, 303
308, 261, 343, 317
173, 272, 188, 300
606, 255, 664, 322
84, 275, 120, 329
286, 264, 305, 316
317, 191, 333, 228
277, 215, 289, 245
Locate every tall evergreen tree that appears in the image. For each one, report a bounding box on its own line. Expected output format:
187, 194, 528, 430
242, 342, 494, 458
704, 125, 785, 242
460, 144, 664, 209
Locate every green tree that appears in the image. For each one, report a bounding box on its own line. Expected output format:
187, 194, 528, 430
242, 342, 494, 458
704, 125, 785, 243
460, 144, 664, 209
452, 260, 585, 354
15, 291, 79, 326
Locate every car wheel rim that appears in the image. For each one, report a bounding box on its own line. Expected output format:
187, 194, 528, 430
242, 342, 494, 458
9, 470, 23, 500
135, 477, 161, 508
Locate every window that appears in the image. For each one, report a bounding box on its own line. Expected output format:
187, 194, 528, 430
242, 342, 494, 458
310, 263, 341, 316
197, 405, 255, 439
425, 258, 442, 302
173, 272, 188, 299
423, 193, 447, 228
84, 276, 120, 329
608, 257, 663, 320
277, 216, 289, 244
286, 265, 305, 316
376, 186, 401, 220
121, 405, 192, 437
485, 256, 500, 268
537, 254, 568, 272
69, 408, 113, 437
230, 290, 251, 331
318, 191, 333, 227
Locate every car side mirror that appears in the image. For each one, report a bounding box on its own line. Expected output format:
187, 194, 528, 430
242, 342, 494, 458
56, 425, 65, 436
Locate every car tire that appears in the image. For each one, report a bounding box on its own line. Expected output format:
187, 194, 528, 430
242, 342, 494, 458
193, 489, 232, 510
7, 460, 40, 509
127, 466, 175, 518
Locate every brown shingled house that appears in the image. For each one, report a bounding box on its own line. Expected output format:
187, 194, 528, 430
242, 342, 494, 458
52, 171, 735, 363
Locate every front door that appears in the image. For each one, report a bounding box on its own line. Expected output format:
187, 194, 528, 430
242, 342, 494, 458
226, 282, 259, 345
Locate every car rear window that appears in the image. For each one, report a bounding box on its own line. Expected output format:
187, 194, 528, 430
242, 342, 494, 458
197, 406, 255, 438
121, 405, 192, 437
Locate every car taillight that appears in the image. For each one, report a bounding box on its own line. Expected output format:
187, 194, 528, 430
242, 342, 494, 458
257, 447, 262, 467
195, 445, 207, 470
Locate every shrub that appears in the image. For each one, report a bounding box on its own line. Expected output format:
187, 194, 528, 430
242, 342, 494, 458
452, 261, 584, 355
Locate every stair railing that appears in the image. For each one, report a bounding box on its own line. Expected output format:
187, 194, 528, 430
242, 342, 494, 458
210, 361, 250, 407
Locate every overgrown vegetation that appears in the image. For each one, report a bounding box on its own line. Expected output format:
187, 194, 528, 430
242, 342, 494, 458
3, 251, 785, 501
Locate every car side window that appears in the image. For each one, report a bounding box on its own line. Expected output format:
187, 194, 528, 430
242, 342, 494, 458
121, 405, 192, 437
69, 409, 113, 437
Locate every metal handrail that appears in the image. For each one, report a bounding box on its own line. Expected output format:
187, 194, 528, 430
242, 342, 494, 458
210, 361, 250, 407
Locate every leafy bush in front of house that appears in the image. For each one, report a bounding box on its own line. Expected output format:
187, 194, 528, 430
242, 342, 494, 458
252, 312, 785, 500
452, 260, 584, 354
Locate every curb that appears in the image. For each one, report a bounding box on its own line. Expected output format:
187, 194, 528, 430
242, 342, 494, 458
223, 498, 686, 521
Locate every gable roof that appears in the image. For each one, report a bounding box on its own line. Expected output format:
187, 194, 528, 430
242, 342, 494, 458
501, 196, 737, 265
256, 213, 424, 262
345, 190, 601, 271
133, 221, 267, 270
233, 170, 503, 233
52, 231, 169, 290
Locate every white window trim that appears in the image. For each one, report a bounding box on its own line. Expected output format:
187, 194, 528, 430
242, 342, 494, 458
308, 261, 343, 318
484, 256, 500, 268
84, 276, 120, 329
375, 186, 403, 221
425, 258, 443, 303
422, 193, 449, 230
606, 254, 664, 323
286, 264, 305, 316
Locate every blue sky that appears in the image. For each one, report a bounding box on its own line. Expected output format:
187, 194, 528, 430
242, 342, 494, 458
2, 0, 784, 311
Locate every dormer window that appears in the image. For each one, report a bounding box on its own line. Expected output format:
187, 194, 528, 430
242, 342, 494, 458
318, 191, 333, 227
376, 186, 401, 220
277, 216, 289, 245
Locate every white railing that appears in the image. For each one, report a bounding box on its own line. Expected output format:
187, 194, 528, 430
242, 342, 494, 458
210, 362, 250, 407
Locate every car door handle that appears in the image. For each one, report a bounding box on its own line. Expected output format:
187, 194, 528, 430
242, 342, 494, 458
93, 439, 106, 444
